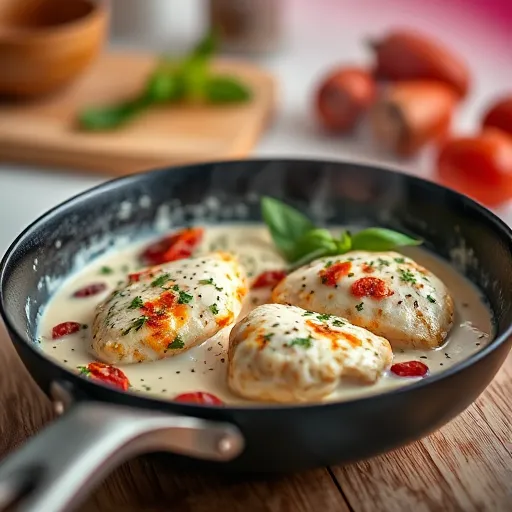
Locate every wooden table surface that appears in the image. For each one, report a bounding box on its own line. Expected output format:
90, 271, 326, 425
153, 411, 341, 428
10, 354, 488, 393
0, 320, 510, 512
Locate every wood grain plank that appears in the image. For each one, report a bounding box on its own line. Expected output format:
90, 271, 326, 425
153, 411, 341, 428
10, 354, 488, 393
79, 464, 349, 512
331, 353, 512, 512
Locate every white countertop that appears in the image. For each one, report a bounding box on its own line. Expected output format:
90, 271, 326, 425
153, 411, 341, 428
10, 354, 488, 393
1, 0, 511, 254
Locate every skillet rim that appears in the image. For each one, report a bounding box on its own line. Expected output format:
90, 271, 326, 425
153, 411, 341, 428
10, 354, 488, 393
1, 157, 511, 413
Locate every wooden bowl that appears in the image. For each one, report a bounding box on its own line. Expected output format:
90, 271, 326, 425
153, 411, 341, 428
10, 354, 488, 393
0, 0, 108, 98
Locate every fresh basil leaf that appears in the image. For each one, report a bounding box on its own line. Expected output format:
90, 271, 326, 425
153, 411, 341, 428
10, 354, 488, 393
144, 71, 185, 103
78, 96, 149, 131
261, 197, 315, 261
190, 30, 218, 60
335, 230, 352, 253
181, 58, 210, 102
351, 228, 422, 251
205, 75, 252, 103
291, 229, 337, 261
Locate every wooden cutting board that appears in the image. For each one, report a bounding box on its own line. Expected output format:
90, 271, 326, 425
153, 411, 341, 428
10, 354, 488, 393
0, 51, 276, 175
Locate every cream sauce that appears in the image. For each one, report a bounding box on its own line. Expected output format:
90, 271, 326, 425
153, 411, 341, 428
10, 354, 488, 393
37, 224, 493, 405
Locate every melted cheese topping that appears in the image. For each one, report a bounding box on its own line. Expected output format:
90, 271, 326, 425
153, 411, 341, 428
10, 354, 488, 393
92, 252, 246, 364
272, 251, 454, 349
228, 304, 392, 403
36, 224, 493, 405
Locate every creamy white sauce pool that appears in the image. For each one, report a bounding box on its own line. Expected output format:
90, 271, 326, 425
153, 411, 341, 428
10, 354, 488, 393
37, 224, 493, 405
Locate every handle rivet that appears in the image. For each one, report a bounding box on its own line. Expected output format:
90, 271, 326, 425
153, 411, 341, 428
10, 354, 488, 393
217, 436, 233, 454
53, 400, 64, 415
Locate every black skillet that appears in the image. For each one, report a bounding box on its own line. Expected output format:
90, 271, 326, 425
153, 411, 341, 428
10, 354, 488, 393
0, 159, 511, 512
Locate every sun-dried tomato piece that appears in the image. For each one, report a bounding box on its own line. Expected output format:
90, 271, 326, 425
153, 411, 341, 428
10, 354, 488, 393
78, 362, 130, 391
252, 270, 287, 289
351, 277, 394, 299
390, 361, 429, 377
174, 392, 224, 405
52, 321, 83, 339
319, 261, 352, 287
73, 282, 107, 298
141, 227, 204, 265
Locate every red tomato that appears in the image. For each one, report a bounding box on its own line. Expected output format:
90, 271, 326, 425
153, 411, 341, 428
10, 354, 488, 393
174, 392, 224, 405
141, 227, 204, 265
482, 97, 512, 138
436, 129, 512, 207
52, 321, 82, 339
315, 67, 376, 133
251, 270, 287, 289
79, 362, 130, 391
73, 282, 107, 298
390, 361, 429, 378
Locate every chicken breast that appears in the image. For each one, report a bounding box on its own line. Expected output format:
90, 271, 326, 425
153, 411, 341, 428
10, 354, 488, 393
228, 303, 392, 403
272, 251, 454, 350
92, 252, 247, 364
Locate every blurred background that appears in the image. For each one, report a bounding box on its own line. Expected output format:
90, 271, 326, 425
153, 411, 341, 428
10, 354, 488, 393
0, 0, 511, 253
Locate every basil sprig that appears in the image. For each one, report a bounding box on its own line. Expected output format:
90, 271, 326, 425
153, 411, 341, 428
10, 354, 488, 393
78, 31, 252, 131
261, 196, 422, 268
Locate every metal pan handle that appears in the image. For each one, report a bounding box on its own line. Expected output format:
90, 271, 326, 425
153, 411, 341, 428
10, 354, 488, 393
0, 401, 244, 512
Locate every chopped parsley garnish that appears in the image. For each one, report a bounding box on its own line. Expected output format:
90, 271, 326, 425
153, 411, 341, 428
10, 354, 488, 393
324, 261, 333, 268
289, 336, 313, 349
199, 278, 223, 291
263, 333, 274, 341
317, 313, 332, 321
426, 295, 436, 303
128, 296, 143, 309
151, 273, 171, 287
100, 266, 114, 275
377, 258, 390, 267
394, 257, 405, 264
348, 273, 354, 278
272, 323, 280, 327
122, 315, 149, 336
209, 303, 219, 315
303, 311, 315, 316
355, 302, 364, 312
168, 335, 185, 350
81, 324, 88, 329
332, 319, 345, 327
398, 268, 416, 284
177, 290, 193, 304
78, 366, 91, 376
